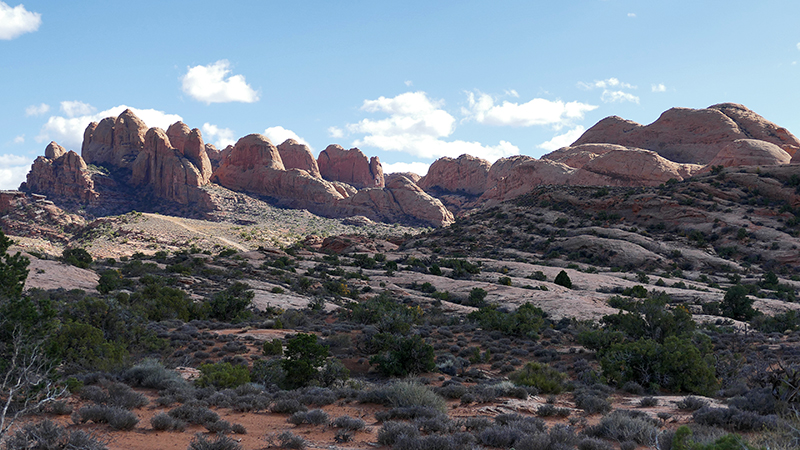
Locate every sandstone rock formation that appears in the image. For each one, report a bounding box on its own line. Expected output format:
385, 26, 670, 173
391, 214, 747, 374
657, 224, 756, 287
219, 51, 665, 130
337, 175, 454, 226
24, 143, 97, 203
82, 109, 148, 169
706, 139, 792, 169
277, 139, 320, 178
418, 154, 490, 196
572, 103, 798, 165
318, 145, 384, 188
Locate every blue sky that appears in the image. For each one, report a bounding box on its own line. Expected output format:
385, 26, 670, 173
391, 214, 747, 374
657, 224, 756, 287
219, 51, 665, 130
2, 0, 799, 189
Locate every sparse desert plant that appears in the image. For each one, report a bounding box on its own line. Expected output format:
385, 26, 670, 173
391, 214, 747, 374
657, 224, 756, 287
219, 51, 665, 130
332, 415, 366, 431
287, 409, 329, 425
167, 404, 220, 425
588, 410, 659, 445
377, 421, 420, 447
4, 419, 108, 450
150, 412, 186, 431
188, 433, 242, 450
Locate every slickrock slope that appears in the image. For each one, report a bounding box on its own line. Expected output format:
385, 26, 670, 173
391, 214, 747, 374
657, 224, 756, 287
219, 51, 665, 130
418, 154, 491, 196
572, 103, 799, 164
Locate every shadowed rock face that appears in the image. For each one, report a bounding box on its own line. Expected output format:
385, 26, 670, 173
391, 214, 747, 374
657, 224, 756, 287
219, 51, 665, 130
571, 103, 798, 164
318, 145, 384, 188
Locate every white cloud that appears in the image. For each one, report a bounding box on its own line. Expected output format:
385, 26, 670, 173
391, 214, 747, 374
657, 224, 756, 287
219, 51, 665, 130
12, 135, 24, 144
651, 83, 667, 92
60, 100, 95, 118
504, 89, 519, 98
796, 42, 800, 51
0, 154, 33, 190
201, 123, 236, 148
404, 80, 413, 86
601, 90, 640, 103
37, 104, 182, 150
346, 91, 519, 161
538, 126, 586, 151
181, 60, 259, 104
627, 13, 636, 17
264, 126, 311, 149
25, 103, 49, 116
327, 126, 344, 139
0, 1, 41, 40
463, 91, 597, 128
382, 161, 431, 177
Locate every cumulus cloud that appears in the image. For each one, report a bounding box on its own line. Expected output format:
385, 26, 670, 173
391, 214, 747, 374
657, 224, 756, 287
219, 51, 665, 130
60, 100, 95, 118
381, 161, 431, 177
578, 78, 635, 90
651, 83, 667, 92
264, 126, 311, 149
13, 135, 24, 144
0, 1, 41, 40
538, 126, 586, 151
344, 91, 519, 161
601, 90, 640, 103
327, 126, 344, 139
37, 104, 182, 150
25, 103, 49, 116
463, 91, 597, 128
201, 123, 236, 148
0, 154, 32, 190
181, 60, 259, 104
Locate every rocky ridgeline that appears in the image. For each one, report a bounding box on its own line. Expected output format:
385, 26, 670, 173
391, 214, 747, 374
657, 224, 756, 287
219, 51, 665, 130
21, 110, 453, 227
419, 103, 800, 212
19, 103, 800, 226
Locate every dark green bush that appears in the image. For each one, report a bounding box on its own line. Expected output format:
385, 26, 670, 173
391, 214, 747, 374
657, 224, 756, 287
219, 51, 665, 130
282, 333, 329, 389
554, 270, 572, 288
509, 362, 566, 394
208, 281, 254, 322
721, 284, 757, 320
369, 334, 436, 377
262, 338, 284, 356
467, 302, 546, 340
62, 247, 92, 269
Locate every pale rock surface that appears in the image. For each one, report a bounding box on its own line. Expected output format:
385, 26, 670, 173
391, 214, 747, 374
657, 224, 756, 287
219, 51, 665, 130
711, 103, 800, 156
44, 141, 67, 160
318, 145, 384, 188
418, 154, 491, 196
385, 172, 422, 184
576, 148, 703, 186
277, 139, 320, 178
706, 139, 791, 168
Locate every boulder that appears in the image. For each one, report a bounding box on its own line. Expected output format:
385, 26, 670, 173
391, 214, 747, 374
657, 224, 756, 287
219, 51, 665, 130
576, 148, 703, 186
418, 154, 490, 196
318, 144, 384, 188
44, 141, 67, 160
166, 121, 192, 153
277, 139, 320, 177
706, 139, 791, 168
572, 104, 800, 165
386, 172, 422, 184
481, 158, 575, 202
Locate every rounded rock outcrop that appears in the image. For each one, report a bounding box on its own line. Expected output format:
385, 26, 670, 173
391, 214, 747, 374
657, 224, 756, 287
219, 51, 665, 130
418, 154, 490, 196
318, 145, 384, 188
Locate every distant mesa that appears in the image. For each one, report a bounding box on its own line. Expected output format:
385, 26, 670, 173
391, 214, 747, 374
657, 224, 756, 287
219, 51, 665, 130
18, 103, 800, 227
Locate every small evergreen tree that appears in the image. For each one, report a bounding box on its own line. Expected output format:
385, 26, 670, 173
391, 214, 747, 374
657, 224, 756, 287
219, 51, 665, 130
554, 270, 572, 289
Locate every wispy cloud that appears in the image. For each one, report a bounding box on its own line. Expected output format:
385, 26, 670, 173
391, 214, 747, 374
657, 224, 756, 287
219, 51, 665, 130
181, 60, 259, 104
327, 126, 344, 139
0, 1, 41, 40
60, 100, 96, 118
12, 135, 24, 144
579, 77, 639, 103
25, 103, 49, 117
651, 83, 667, 93
201, 123, 236, 148
538, 126, 586, 151
627, 13, 636, 18
463, 91, 597, 128
37, 103, 182, 150
345, 91, 519, 162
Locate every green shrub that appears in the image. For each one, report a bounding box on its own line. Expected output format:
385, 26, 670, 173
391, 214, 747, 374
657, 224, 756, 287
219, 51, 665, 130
509, 362, 566, 394
208, 282, 254, 322
369, 334, 436, 377
467, 302, 546, 340
263, 338, 284, 356
62, 247, 92, 269
498, 276, 512, 286
47, 320, 127, 373
282, 333, 329, 389
196, 362, 250, 389
554, 270, 572, 288
721, 284, 757, 320
345, 292, 421, 334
